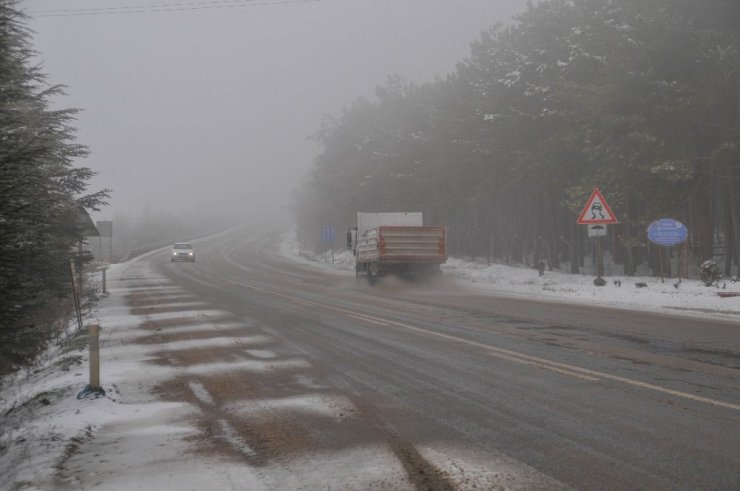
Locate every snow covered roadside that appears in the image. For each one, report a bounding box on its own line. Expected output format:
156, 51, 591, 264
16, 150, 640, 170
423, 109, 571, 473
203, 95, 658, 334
0, 254, 456, 489
279, 233, 740, 321
0, 261, 265, 490
1, 233, 735, 490
0, 266, 131, 491
443, 258, 740, 320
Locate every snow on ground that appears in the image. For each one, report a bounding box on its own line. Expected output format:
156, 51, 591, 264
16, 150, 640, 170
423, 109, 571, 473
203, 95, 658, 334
280, 232, 740, 321
418, 442, 568, 490
224, 394, 357, 421
443, 258, 740, 319
0, 257, 410, 490
2, 235, 736, 490
0, 257, 440, 489
0, 261, 270, 490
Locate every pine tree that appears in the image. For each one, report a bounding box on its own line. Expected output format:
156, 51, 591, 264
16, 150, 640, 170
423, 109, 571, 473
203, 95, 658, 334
0, 1, 109, 371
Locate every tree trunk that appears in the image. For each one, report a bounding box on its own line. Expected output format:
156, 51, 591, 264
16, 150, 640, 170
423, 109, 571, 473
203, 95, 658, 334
728, 70, 740, 277
688, 174, 714, 262
724, 189, 734, 276
729, 180, 740, 278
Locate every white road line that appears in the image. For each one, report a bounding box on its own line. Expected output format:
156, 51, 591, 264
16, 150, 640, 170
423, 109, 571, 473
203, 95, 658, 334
137, 320, 249, 334
151, 335, 273, 352
293, 299, 316, 307
188, 380, 215, 405
349, 311, 595, 380
225, 394, 356, 421
125, 286, 187, 293
132, 301, 212, 310
129, 294, 198, 301
141, 309, 230, 322
244, 349, 277, 359
216, 419, 257, 458
375, 318, 740, 410
347, 313, 391, 327
230, 280, 740, 411
183, 358, 310, 375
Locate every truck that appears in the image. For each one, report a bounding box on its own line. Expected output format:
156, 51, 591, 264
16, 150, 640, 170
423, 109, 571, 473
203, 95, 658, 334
348, 212, 447, 283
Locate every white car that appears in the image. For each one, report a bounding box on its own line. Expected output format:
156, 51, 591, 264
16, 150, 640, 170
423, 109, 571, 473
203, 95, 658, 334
170, 243, 195, 262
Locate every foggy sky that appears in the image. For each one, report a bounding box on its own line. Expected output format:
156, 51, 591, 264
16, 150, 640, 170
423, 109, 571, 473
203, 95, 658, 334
22, 0, 528, 223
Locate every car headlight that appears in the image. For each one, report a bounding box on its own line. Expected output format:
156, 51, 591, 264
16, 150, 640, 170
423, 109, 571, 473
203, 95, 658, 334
189, 252, 193, 256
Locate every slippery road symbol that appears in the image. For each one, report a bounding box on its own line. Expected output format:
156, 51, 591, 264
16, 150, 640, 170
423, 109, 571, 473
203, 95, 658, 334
577, 188, 618, 224
590, 202, 605, 220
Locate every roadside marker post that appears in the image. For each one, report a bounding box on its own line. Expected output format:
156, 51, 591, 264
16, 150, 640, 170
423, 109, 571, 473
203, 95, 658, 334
89, 324, 100, 391
76, 323, 105, 399
69, 259, 83, 330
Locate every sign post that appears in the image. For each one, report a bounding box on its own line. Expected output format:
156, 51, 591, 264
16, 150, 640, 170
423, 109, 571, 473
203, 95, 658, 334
321, 226, 336, 263
96, 221, 113, 260
577, 188, 618, 283
647, 219, 689, 284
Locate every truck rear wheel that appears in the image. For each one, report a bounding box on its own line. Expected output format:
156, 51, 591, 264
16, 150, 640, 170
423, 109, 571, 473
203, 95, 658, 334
367, 263, 379, 285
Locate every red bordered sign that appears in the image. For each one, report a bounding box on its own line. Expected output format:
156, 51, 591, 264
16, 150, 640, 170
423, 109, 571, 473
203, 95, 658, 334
577, 188, 618, 224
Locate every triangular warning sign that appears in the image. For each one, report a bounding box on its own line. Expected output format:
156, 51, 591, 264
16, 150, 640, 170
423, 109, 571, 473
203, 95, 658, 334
577, 188, 618, 224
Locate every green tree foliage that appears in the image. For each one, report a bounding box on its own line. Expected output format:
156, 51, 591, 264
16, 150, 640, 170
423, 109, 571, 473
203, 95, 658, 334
295, 0, 740, 276
0, 1, 109, 371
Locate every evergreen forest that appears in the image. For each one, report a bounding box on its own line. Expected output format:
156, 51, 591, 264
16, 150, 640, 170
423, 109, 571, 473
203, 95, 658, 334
293, 0, 740, 279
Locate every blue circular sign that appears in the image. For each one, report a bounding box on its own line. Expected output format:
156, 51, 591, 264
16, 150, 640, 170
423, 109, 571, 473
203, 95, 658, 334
647, 219, 688, 246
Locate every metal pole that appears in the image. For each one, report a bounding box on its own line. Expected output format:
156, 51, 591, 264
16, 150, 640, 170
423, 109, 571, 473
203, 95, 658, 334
102, 268, 107, 294
677, 245, 681, 284
89, 324, 100, 390
69, 259, 83, 330
77, 240, 84, 298
488, 233, 493, 265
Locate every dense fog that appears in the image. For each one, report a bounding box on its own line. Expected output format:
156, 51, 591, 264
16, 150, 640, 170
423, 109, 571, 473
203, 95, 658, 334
23, 0, 527, 226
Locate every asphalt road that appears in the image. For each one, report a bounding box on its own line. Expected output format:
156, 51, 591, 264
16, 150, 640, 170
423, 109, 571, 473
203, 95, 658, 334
151, 223, 740, 490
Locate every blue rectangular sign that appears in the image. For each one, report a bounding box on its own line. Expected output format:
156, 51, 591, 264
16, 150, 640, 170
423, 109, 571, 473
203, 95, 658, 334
321, 226, 336, 243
